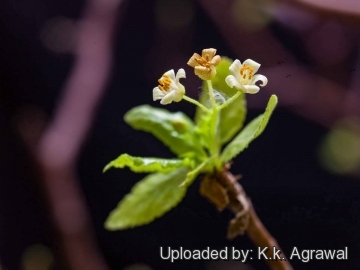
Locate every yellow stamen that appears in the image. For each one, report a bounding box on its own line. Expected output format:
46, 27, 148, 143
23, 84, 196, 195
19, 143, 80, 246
195, 56, 211, 68
203, 53, 210, 62
158, 74, 171, 91
239, 65, 254, 80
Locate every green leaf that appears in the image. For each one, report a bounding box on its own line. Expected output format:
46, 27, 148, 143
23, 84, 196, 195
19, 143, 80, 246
125, 105, 200, 156
211, 57, 239, 97
103, 154, 190, 173
213, 57, 247, 144
219, 92, 246, 144
194, 90, 210, 124
195, 57, 247, 145
194, 111, 215, 151
105, 167, 189, 230
221, 95, 278, 163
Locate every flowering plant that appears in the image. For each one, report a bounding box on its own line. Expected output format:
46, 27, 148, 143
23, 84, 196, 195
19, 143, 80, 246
104, 48, 279, 243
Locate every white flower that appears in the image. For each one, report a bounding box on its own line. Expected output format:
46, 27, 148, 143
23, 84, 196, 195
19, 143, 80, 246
225, 59, 268, 94
153, 69, 186, 105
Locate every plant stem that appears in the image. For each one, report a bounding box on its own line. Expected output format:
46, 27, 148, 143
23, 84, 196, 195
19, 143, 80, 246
205, 79, 222, 168
218, 91, 242, 111
207, 80, 216, 109
179, 158, 210, 188
215, 170, 293, 270
209, 106, 222, 168
183, 95, 211, 113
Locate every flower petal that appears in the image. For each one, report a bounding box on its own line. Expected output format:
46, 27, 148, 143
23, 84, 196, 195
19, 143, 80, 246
243, 85, 260, 94
225, 75, 242, 89
187, 53, 201, 67
210, 55, 221, 66
173, 85, 185, 102
175, 68, 186, 81
160, 91, 175, 105
251, 74, 268, 87
195, 65, 211, 80
243, 59, 261, 74
202, 48, 216, 59
153, 87, 165, 101
229, 59, 242, 81
163, 69, 176, 81
210, 65, 216, 78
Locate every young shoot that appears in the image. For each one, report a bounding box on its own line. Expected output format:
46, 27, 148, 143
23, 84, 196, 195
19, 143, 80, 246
104, 48, 277, 240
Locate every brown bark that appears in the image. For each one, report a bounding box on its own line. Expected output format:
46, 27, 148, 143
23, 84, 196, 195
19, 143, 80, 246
201, 171, 293, 270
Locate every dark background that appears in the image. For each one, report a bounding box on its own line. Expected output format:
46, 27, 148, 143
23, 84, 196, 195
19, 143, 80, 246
1, 0, 360, 269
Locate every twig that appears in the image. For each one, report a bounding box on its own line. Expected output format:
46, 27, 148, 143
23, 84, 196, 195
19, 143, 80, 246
203, 171, 293, 270
31, 0, 125, 269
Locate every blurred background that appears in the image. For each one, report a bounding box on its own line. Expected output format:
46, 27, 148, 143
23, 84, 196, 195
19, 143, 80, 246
1, 0, 360, 269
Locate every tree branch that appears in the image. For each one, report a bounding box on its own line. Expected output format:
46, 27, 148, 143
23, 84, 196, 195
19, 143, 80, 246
201, 170, 293, 270
28, 0, 126, 269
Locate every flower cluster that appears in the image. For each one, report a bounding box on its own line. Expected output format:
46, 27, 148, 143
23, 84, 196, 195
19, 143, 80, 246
152, 48, 268, 106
